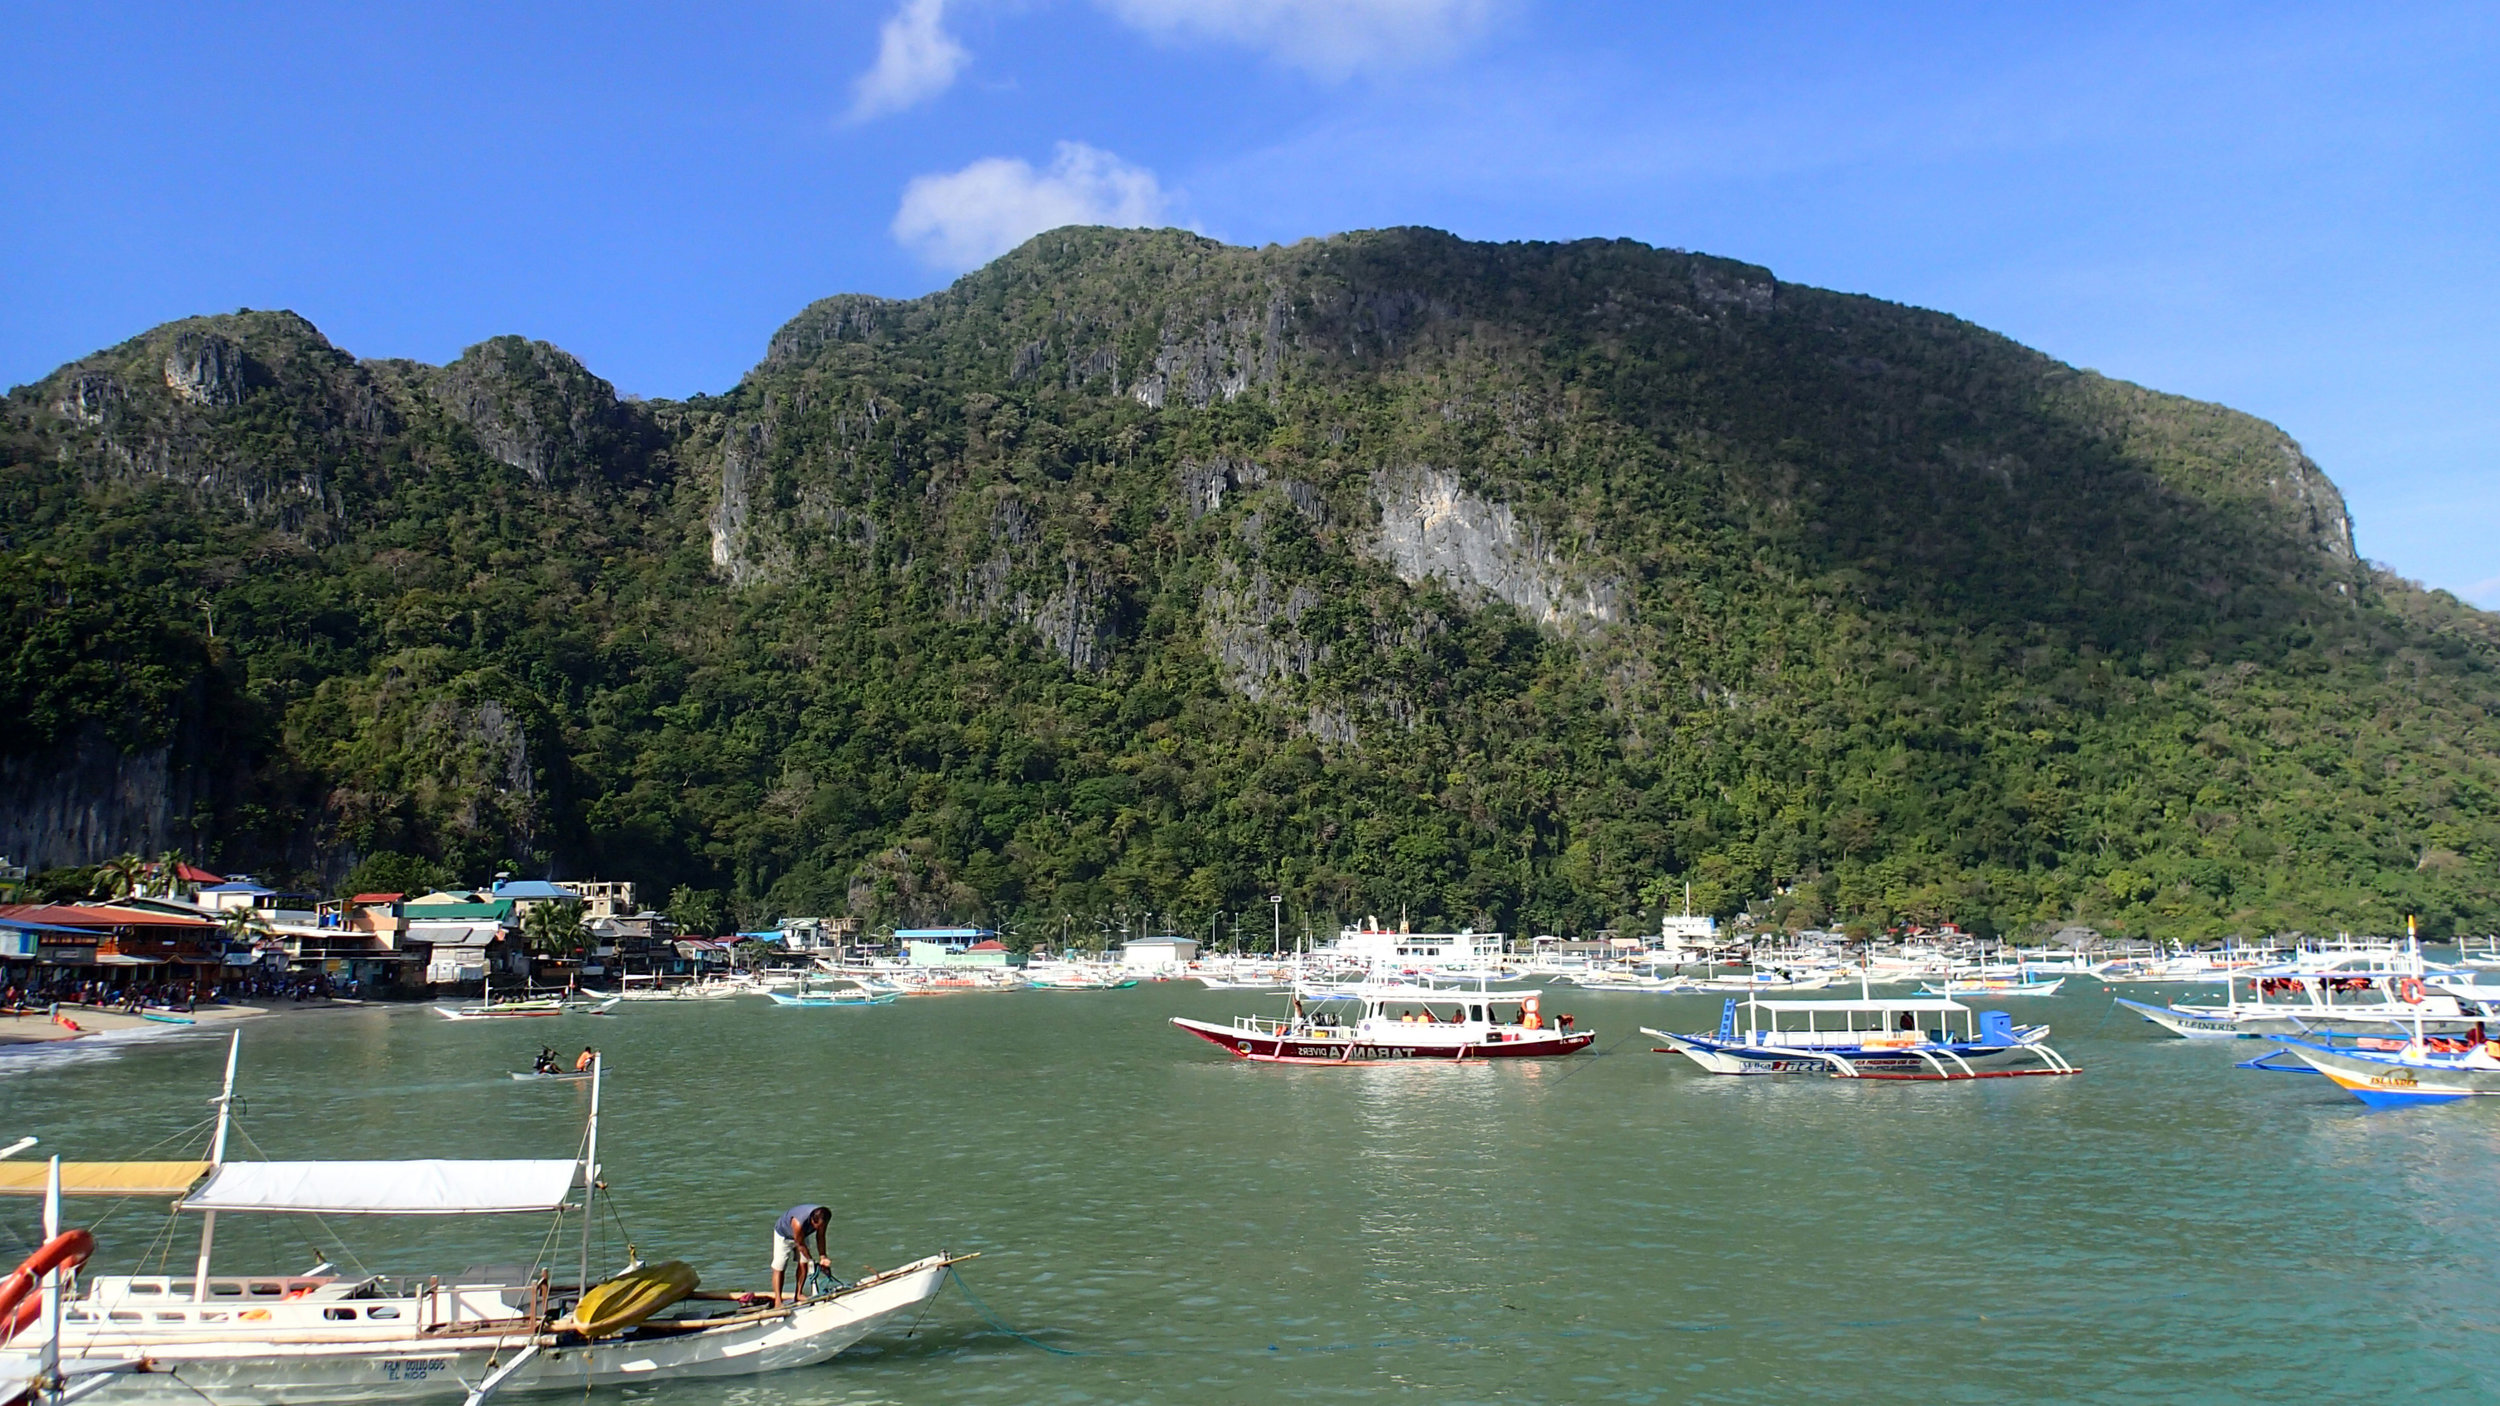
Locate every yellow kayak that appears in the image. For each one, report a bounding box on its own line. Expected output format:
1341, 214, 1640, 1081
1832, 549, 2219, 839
560, 1260, 699, 1338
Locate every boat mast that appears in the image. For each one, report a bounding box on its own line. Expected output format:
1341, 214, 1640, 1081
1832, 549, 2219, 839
40, 1156, 62, 1393
580, 1051, 602, 1292
191, 1030, 241, 1303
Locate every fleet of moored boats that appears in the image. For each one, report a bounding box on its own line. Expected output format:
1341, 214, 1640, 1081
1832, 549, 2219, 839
10, 920, 2500, 1403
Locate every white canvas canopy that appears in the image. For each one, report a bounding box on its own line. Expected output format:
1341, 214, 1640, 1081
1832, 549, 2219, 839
180, 1159, 581, 1215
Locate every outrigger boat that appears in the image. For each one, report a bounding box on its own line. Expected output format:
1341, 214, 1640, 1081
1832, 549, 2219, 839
1644, 996, 2076, 1079
1171, 982, 1594, 1063
435, 977, 620, 1022
1684, 966, 1835, 993
765, 978, 897, 1008
0, 1035, 963, 1405
1023, 962, 1139, 990
2281, 1034, 2500, 1108
1918, 973, 2065, 998
2114, 949, 2490, 1039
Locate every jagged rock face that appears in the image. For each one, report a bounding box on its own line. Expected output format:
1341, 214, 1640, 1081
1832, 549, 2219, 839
1029, 560, 1118, 672
162, 330, 249, 407
431, 336, 626, 485
0, 734, 199, 871
1128, 295, 1288, 410
2242, 434, 2355, 562
1202, 562, 1325, 700
1369, 467, 1622, 635
1179, 455, 1324, 524
54, 372, 125, 426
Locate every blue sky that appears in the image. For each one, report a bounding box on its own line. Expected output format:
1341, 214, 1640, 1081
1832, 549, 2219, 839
4, 1, 2494, 600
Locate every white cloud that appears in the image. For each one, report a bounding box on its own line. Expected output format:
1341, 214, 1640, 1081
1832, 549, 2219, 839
1096, 0, 1498, 78
892, 142, 1173, 270
848, 0, 969, 122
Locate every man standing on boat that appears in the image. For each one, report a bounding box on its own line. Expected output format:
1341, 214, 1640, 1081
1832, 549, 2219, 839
771, 1203, 834, 1307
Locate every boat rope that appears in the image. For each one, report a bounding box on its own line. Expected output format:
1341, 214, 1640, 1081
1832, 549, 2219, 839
943, 1264, 1087, 1356
598, 1185, 639, 1265
2087, 999, 2122, 1039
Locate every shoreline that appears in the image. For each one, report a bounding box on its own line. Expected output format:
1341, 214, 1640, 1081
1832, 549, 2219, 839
0, 997, 380, 1048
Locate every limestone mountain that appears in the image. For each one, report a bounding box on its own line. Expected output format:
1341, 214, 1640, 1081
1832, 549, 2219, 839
5, 227, 2493, 939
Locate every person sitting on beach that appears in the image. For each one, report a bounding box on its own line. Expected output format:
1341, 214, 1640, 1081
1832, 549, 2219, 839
771, 1204, 834, 1308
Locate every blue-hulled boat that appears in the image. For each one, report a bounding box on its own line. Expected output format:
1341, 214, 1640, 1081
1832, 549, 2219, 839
1644, 996, 2077, 1080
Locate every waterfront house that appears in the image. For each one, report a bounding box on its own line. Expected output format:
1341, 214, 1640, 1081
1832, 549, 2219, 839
900, 928, 1019, 967
557, 879, 637, 920
194, 881, 275, 915
404, 890, 520, 986
0, 902, 224, 984
489, 878, 578, 918
1121, 937, 1200, 972
293, 893, 421, 993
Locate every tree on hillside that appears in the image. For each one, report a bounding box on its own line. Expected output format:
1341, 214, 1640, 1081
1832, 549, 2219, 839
151, 850, 195, 898
521, 900, 588, 962
93, 853, 144, 901
667, 886, 726, 939
340, 851, 455, 900
218, 906, 271, 958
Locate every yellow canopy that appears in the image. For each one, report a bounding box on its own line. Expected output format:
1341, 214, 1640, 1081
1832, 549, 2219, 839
0, 1161, 211, 1197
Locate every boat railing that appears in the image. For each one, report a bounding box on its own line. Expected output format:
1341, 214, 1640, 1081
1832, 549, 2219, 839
1229, 1014, 1352, 1038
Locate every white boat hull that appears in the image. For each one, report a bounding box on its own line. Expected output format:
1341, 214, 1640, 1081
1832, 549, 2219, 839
2114, 997, 2482, 1040
4, 1257, 955, 1406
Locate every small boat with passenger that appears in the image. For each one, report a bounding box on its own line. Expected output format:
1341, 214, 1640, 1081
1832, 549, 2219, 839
1644, 996, 2076, 1079
1171, 981, 1594, 1063
0, 1034, 965, 1405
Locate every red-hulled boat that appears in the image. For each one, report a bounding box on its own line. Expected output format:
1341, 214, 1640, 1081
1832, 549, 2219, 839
1171, 982, 1594, 1063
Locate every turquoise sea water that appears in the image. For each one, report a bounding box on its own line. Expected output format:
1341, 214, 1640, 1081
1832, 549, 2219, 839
6, 982, 2500, 1403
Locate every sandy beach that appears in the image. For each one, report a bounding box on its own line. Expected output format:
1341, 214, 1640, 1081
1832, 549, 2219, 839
0, 998, 372, 1047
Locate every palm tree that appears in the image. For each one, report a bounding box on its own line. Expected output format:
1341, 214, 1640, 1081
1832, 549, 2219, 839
94, 853, 145, 901
522, 901, 588, 962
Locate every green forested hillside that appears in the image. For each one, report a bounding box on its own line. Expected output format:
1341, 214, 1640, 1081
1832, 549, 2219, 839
6, 228, 2497, 941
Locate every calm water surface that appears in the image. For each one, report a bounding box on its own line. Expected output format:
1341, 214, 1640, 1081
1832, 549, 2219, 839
6, 983, 2499, 1403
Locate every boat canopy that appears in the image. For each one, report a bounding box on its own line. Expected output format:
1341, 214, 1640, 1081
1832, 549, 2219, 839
179, 1159, 582, 1215
1749, 998, 1972, 1014
0, 1160, 212, 1197
1303, 984, 1544, 1002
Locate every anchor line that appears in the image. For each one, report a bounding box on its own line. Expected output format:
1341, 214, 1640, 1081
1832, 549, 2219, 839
945, 1264, 1088, 1357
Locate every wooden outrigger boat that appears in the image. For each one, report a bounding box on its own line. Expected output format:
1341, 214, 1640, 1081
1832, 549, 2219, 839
2283, 1041, 2500, 1107
2114, 950, 2490, 1039
436, 977, 619, 1022
1644, 996, 2077, 1079
0, 1035, 963, 1405
1171, 981, 1594, 1063
1917, 974, 2065, 998
765, 978, 897, 1008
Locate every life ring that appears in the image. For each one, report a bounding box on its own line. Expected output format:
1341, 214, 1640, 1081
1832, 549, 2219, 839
2398, 978, 2427, 1005
0, 1228, 95, 1343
